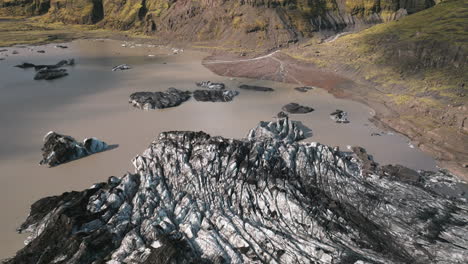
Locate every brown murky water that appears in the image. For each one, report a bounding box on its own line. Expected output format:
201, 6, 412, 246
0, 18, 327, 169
0, 39, 436, 259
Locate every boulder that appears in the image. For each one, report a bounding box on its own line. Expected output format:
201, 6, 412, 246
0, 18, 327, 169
276, 111, 288, 119
15, 62, 35, 69
34, 69, 68, 80
193, 90, 239, 102
84, 137, 109, 154
35, 59, 75, 71
112, 64, 132, 71
15, 59, 75, 71
381, 164, 421, 183
294, 86, 314, 92
239, 84, 274, 92
196, 81, 225, 90
129, 88, 191, 110
282, 102, 314, 113
172, 48, 183, 54
330, 109, 349, 123
349, 146, 378, 176
39, 132, 108, 167
247, 116, 305, 143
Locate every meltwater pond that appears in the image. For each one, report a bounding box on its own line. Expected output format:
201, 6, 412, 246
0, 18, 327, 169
0, 39, 436, 259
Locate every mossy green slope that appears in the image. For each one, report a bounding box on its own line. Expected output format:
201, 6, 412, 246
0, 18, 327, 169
337, 0, 466, 104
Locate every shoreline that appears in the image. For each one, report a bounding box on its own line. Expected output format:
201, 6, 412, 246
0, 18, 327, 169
202, 51, 468, 180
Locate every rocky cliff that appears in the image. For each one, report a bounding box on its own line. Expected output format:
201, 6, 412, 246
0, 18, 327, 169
5, 118, 468, 263
0, 0, 435, 48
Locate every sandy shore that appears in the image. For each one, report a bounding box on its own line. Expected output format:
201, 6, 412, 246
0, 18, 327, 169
0, 39, 437, 259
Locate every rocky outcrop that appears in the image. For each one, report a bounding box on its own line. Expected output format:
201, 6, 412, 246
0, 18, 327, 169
193, 90, 239, 102
282, 102, 314, 114
129, 88, 191, 110
39, 131, 108, 167
7, 119, 468, 263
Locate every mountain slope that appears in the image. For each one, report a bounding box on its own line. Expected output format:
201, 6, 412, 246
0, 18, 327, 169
0, 0, 435, 49
280, 0, 467, 176
201, 0, 467, 177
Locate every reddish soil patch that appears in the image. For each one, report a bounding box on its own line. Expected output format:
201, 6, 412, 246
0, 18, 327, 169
203, 52, 353, 97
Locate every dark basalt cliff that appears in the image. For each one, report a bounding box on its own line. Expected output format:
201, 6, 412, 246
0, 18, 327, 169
5, 118, 468, 263
0, 0, 435, 48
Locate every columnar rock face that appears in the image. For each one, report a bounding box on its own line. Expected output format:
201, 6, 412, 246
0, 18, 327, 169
0, 0, 436, 48
8, 120, 468, 263
39, 131, 108, 166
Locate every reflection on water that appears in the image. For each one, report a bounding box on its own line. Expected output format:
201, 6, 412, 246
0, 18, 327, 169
0, 39, 437, 259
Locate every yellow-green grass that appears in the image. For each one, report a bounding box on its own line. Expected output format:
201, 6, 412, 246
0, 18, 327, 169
286, 0, 467, 110
349, 0, 468, 48
0, 17, 149, 47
